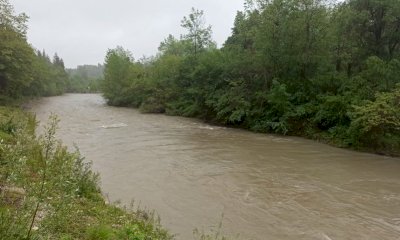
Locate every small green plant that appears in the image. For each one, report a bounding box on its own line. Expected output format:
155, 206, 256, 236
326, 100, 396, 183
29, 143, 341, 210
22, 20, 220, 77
86, 225, 114, 240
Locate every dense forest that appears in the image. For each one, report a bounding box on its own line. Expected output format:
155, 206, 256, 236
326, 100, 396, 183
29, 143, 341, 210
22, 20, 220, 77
102, 0, 400, 155
67, 64, 104, 93
0, 1, 69, 101
0, 0, 102, 100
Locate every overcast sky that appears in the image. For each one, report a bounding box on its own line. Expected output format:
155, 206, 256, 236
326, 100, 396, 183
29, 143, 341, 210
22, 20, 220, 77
10, 0, 244, 68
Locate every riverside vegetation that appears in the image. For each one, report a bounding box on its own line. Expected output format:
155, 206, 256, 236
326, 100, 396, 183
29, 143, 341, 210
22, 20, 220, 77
102, 0, 400, 156
66, 65, 104, 93
0, 1, 231, 238
0, 1, 173, 239
1, 0, 400, 239
0, 109, 171, 240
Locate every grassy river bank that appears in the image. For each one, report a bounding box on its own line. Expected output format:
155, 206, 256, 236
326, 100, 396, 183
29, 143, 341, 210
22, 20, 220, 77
0, 105, 174, 240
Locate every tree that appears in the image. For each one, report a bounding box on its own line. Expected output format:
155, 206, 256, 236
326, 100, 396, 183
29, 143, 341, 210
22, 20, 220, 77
0, 0, 34, 97
26, 51, 68, 96
333, 0, 400, 75
348, 0, 400, 59
0, 0, 28, 36
102, 47, 136, 105
158, 34, 190, 56
181, 8, 215, 57
0, 0, 68, 99
53, 53, 65, 69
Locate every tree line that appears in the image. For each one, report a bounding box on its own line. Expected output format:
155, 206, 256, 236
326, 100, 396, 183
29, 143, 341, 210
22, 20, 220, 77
103, 0, 400, 155
0, 0, 68, 102
67, 64, 104, 93
0, 0, 100, 100
0, 1, 172, 239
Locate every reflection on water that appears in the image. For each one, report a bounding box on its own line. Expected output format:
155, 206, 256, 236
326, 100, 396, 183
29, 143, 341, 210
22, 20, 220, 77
29, 94, 400, 240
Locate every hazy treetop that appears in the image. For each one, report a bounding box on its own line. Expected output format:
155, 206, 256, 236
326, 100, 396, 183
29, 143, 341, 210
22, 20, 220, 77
10, 0, 244, 68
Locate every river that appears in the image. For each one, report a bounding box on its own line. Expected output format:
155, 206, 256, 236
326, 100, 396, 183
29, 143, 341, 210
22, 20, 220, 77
29, 94, 400, 240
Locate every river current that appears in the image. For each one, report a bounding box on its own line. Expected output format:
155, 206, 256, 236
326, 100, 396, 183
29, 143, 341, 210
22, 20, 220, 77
29, 94, 400, 240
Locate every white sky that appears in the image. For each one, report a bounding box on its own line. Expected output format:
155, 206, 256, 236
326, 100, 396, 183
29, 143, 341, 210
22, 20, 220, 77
10, 0, 245, 68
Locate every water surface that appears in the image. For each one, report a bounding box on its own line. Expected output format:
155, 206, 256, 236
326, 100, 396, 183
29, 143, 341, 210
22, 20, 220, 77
30, 94, 400, 240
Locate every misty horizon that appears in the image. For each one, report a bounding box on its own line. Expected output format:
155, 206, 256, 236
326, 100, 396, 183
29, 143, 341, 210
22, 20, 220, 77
11, 0, 244, 68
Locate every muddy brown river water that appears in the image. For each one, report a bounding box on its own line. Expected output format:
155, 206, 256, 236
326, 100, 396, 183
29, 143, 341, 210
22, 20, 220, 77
29, 94, 400, 240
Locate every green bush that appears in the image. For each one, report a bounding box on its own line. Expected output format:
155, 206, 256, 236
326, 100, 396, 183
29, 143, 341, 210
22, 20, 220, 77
348, 84, 400, 153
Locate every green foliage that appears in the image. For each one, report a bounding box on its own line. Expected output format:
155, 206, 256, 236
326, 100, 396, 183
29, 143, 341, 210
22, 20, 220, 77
348, 84, 400, 153
313, 94, 351, 130
67, 65, 104, 93
159, 34, 190, 56
209, 80, 251, 124
181, 8, 215, 57
101, 0, 400, 155
27, 51, 69, 97
86, 225, 114, 240
0, 0, 28, 36
249, 80, 293, 134
102, 47, 138, 106
0, 0, 67, 100
0, 25, 35, 97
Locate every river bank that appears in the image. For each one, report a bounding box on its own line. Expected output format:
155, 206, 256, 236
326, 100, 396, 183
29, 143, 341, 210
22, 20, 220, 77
110, 98, 400, 158
29, 94, 400, 240
0, 105, 172, 239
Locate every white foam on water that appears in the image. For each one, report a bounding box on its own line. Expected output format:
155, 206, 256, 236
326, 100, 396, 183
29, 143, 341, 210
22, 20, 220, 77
199, 126, 215, 130
101, 123, 128, 129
